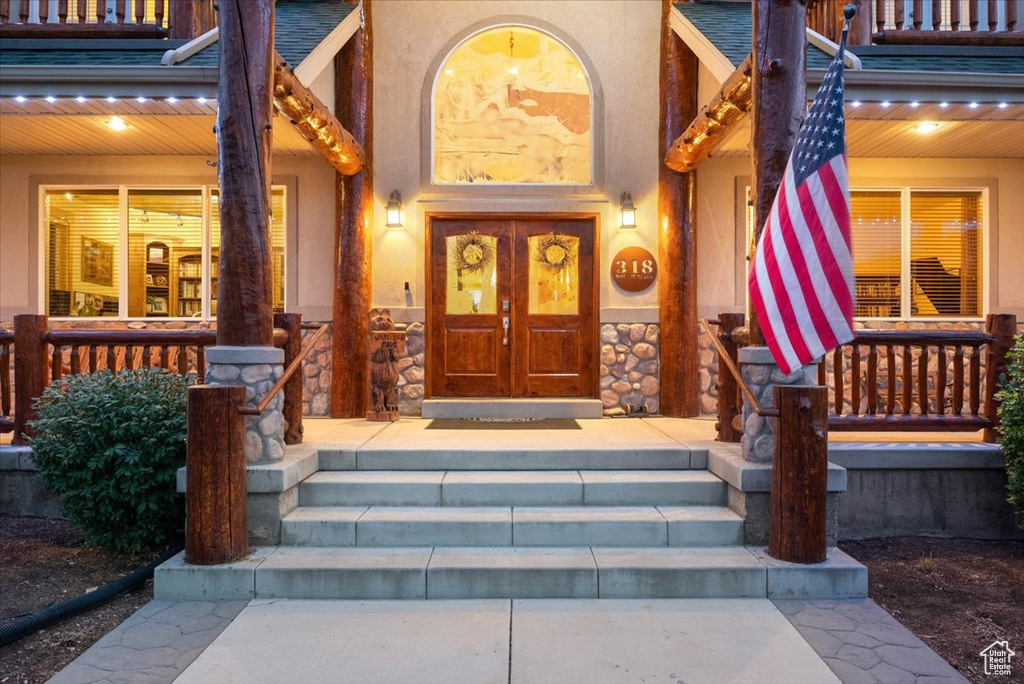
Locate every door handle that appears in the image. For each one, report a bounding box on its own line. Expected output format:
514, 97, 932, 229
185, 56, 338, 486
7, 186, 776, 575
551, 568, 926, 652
502, 316, 510, 346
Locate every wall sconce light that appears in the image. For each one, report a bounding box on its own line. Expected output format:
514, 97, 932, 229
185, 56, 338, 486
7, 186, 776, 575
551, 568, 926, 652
385, 190, 404, 229
619, 191, 637, 229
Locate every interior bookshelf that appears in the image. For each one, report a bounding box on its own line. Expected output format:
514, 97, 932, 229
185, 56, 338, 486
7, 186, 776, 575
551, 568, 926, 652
177, 253, 218, 317
145, 242, 170, 317
855, 275, 900, 318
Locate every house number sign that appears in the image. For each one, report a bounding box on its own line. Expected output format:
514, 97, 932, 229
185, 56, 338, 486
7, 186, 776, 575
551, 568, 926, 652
611, 247, 657, 292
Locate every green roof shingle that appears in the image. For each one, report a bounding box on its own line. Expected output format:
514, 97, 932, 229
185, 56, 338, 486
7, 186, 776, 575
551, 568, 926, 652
673, 1, 1024, 75
0, 0, 354, 70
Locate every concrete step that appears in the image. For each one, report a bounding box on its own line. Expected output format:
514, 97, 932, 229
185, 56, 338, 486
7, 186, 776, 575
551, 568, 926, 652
155, 547, 868, 601
297, 470, 726, 507
323, 447, 699, 472
420, 398, 604, 419
279, 505, 743, 548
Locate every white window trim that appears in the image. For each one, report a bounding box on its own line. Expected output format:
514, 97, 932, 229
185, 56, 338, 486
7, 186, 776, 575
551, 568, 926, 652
742, 183, 990, 323
38, 183, 288, 322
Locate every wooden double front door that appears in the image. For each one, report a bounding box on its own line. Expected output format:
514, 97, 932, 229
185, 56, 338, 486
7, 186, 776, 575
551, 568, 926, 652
428, 217, 597, 398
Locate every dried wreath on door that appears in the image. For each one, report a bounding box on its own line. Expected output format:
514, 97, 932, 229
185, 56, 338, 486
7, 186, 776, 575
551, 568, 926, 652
453, 232, 495, 273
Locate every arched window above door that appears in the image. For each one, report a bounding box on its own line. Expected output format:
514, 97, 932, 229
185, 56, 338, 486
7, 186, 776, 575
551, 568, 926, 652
432, 25, 594, 185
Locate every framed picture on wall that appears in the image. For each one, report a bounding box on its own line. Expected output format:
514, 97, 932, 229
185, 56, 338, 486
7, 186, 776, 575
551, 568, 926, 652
81, 236, 113, 286
72, 291, 104, 317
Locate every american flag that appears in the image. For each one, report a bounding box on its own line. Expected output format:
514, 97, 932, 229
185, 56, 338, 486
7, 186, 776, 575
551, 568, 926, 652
748, 19, 856, 375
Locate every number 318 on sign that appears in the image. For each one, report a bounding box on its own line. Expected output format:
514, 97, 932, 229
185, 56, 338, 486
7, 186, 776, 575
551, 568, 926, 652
610, 247, 658, 293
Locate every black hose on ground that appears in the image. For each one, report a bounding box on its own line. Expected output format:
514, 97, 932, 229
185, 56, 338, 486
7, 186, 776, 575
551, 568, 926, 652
0, 546, 181, 648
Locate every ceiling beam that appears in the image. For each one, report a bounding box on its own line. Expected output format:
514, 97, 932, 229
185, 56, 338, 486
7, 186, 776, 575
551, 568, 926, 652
272, 52, 364, 175
664, 53, 752, 173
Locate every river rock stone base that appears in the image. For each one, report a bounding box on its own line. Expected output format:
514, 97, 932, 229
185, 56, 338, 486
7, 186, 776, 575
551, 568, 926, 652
739, 347, 818, 463
205, 346, 285, 465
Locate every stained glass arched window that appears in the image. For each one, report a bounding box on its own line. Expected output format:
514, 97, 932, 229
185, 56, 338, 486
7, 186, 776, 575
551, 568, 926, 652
433, 25, 593, 185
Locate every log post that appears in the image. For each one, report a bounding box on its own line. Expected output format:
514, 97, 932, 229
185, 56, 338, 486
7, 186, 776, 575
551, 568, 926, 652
658, 0, 700, 417
716, 313, 746, 443
12, 314, 48, 446
274, 313, 304, 444
331, 0, 373, 418
185, 385, 248, 565
769, 385, 828, 563
984, 313, 1018, 443
749, 0, 807, 345
216, 0, 274, 347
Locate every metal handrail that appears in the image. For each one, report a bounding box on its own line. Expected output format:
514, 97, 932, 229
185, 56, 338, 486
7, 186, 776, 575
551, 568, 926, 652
700, 318, 779, 418
238, 324, 329, 416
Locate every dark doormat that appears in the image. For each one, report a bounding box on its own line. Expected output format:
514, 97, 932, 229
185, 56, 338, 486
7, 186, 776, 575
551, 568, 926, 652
425, 418, 582, 430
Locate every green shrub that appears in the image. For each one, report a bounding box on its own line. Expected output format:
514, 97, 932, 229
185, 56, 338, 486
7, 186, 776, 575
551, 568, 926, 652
29, 368, 191, 552
997, 333, 1024, 528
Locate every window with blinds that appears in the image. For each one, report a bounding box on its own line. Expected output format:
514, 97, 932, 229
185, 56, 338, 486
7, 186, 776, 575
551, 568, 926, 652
850, 191, 902, 318
45, 190, 121, 317
846, 188, 984, 320
43, 186, 287, 319
910, 191, 982, 318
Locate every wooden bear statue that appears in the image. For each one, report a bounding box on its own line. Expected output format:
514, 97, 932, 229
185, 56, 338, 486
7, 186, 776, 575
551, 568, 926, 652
367, 308, 403, 421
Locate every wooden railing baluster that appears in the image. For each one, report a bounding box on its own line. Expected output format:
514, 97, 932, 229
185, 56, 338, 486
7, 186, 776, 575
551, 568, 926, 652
987, 0, 998, 31
886, 345, 896, 415
0, 335, 12, 424
1008, 1, 1017, 31
89, 345, 97, 373
851, 344, 861, 415
39, 0, 49, 23
135, 0, 144, 24
969, 0, 979, 30
70, 344, 81, 375
115, 0, 125, 23
902, 345, 913, 415
936, 345, 946, 415
51, 345, 62, 381
876, 0, 886, 32
154, 0, 163, 27
918, 345, 929, 415
895, 0, 905, 29
0, 1, 10, 26
969, 345, 981, 416
950, 0, 960, 29
58, 0, 68, 23
867, 344, 878, 414
178, 345, 187, 373
931, 0, 941, 30
142, 344, 151, 368
106, 345, 116, 371
912, 0, 923, 29
833, 347, 844, 415
953, 345, 964, 415
78, 0, 87, 23
197, 345, 205, 379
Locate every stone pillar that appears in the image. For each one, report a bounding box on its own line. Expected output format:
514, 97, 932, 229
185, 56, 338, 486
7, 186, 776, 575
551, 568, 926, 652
739, 347, 818, 462
205, 346, 285, 464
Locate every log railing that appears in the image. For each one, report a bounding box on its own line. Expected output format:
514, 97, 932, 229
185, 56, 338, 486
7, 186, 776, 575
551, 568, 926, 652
822, 314, 1016, 436
0, 0, 217, 40
807, 0, 1021, 46
4, 314, 305, 445
711, 312, 1017, 442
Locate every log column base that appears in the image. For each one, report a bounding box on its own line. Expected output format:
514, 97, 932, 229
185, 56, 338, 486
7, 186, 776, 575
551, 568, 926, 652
738, 346, 818, 462
205, 346, 286, 464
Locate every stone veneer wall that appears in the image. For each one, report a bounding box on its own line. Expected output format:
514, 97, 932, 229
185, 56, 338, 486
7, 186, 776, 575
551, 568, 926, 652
599, 324, 661, 415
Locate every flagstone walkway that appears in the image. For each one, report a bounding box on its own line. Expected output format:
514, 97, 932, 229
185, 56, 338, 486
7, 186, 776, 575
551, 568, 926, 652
50, 597, 965, 684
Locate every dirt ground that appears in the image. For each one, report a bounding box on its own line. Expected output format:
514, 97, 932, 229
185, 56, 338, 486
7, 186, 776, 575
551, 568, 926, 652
841, 537, 1024, 683
0, 517, 160, 684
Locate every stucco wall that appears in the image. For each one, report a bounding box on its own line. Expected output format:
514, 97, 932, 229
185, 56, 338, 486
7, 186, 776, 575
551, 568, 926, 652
370, 0, 663, 323
0, 154, 336, 322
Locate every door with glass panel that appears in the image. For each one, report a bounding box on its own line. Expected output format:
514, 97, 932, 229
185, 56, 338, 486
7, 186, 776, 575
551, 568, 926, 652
427, 217, 596, 398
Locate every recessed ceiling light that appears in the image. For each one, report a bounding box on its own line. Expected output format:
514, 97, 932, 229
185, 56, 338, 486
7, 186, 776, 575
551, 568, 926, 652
107, 115, 128, 131
14, 96, 27, 103
106, 96, 117, 103
909, 101, 920, 108
968, 102, 980, 109
75, 96, 86, 103
64, 192, 74, 201
197, 96, 207, 104
939, 102, 949, 108
45, 96, 57, 103
850, 100, 861, 108
914, 121, 941, 135
136, 96, 147, 103
880, 101, 891, 108
166, 96, 178, 104
998, 102, 1009, 109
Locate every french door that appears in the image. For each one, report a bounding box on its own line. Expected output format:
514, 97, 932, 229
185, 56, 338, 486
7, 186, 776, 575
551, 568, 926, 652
427, 216, 596, 397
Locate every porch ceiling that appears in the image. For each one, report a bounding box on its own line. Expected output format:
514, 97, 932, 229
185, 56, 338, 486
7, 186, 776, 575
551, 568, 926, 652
714, 108, 1024, 159
0, 111, 317, 156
